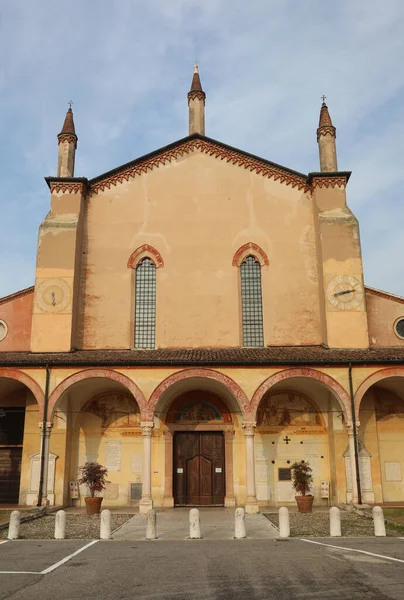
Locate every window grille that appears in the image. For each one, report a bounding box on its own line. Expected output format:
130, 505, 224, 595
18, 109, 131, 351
240, 256, 264, 347
134, 258, 156, 348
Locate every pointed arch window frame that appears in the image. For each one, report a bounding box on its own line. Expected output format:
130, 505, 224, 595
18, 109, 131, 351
233, 243, 268, 348
127, 245, 164, 349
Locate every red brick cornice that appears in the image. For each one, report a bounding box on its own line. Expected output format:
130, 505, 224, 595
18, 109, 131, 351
57, 133, 77, 147
188, 90, 206, 103
0, 285, 34, 306
47, 179, 88, 194
90, 137, 310, 195
317, 126, 336, 142
312, 176, 347, 189
365, 286, 404, 305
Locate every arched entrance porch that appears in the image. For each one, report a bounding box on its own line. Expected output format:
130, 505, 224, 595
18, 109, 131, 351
150, 369, 247, 509
355, 368, 404, 504
0, 370, 43, 505
250, 368, 352, 506
48, 369, 147, 507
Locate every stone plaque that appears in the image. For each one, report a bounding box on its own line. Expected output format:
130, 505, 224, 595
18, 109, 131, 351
385, 462, 402, 482
106, 441, 122, 472
359, 457, 372, 490
276, 481, 295, 502
104, 483, 119, 500
256, 463, 269, 482
131, 453, 143, 473
29, 452, 57, 493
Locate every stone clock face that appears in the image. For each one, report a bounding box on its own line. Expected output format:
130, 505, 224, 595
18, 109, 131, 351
36, 278, 71, 313
326, 275, 364, 311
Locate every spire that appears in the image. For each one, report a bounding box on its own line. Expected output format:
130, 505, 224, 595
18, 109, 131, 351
188, 64, 206, 135
57, 103, 78, 177
317, 97, 338, 172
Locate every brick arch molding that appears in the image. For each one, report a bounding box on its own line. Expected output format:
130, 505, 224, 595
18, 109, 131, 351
232, 242, 269, 267
0, 368, 44, 418
127, 244, 164, 269
47, 368, 148, 420
249, 367, 352, 423
148, 368, 250, 418
354, 367, 404, 422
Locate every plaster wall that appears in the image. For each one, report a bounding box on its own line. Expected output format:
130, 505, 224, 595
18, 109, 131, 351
79, 152, 323, 349
0, 292, 33, 352
366, 291, 404, 347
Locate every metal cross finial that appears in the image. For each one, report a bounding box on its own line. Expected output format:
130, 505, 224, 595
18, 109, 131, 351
321, 95, 326, 103
68, 100, 73, 109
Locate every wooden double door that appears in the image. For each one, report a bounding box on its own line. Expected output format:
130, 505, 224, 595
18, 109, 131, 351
0, 448, 22, 504
174, 432, 225, 506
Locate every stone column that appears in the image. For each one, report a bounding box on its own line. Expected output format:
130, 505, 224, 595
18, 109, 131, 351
139, 422, 154, 514
224, 430, 236, 507
242, 423, 258, 514
346, 424, 359, 505
163, 430, 174, 507
38, 422, 53, 506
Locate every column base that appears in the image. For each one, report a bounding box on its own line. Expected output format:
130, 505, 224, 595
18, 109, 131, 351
139, 498, 153, 514
224, 496, 236, 508
245, 500, 259, 514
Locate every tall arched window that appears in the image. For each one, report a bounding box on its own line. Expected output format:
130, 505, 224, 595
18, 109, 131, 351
240, 256, 264, 347
135, 258, 156, 348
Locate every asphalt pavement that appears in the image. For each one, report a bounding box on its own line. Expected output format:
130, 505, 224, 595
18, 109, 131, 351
1, 537, 404, 600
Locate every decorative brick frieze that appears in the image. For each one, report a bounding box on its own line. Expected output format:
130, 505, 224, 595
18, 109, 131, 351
90, 138, 310, 195
188, 91, 206, 103
311, 176, 347, 189
57, 133, 77, 147
49, 181, 86, 194
316, 126, 336, 141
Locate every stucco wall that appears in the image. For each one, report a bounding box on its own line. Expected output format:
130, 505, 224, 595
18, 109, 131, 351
0, 291, 33, 352
366, 290, 404, 347
78, 151, 323, 349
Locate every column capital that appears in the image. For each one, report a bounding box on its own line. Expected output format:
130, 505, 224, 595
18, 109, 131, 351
38, 421, 53, 435
345, 422, 360, 435
141, 422, 154, 437
242, 422, 256, 436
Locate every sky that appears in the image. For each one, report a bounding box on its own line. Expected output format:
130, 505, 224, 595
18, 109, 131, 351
0, 0, 403, 297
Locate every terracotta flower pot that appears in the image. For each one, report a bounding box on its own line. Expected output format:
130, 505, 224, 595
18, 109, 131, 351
84, 496, 103, 515
295, 495, 314, 513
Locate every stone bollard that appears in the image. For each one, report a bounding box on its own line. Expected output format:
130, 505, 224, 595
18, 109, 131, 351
279, 507, 290, 538
54, 510, 66, 540
372, 506, 386, 537
189, 508, 201, 539
329, 506, 341, 537
7, 510, 21, 540
100, 509, 111, 540
146, 509, 157, 540
234, 507, 246, 539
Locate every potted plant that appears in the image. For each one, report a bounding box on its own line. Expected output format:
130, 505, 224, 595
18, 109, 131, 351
78, 461, 109, 515
291, 460, 314, 513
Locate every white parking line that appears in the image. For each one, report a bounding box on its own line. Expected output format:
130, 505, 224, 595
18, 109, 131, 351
40, 540, 98, 574
300, 538, 404, 564
0, 540, 98, 575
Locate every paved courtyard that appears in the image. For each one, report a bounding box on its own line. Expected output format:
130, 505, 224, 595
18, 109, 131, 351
1, 536, 404, 599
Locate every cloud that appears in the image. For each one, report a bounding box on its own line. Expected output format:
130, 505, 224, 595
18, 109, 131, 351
0, 0, 403, 298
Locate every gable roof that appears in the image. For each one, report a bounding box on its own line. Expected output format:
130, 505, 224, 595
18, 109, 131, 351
88, 133, 311, 195
365, 285, 404, 305
0, 285, 34, 306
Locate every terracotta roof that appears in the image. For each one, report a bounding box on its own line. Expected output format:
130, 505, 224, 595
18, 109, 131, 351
59, 107, 76, 135
1, 346, 404, 366
0, 285, 34, 306
365, 286, 404, 305
190, 65, 203, 92
319, 102, 333, 127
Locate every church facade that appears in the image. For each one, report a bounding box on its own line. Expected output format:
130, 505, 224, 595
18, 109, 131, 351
1, 67, 404, 512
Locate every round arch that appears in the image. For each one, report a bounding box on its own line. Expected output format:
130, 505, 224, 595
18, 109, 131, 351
48, 368, 148, 420
249, 367, 352, 422
354, 367, 404, 422
148, 368, 250, 419
0, 368, 44, 417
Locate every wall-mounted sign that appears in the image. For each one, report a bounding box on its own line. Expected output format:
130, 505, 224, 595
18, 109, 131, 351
177, 468, 184, 474
320, 480, 329, 498
215, 467, 222, 473
69, 481, 79, 499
